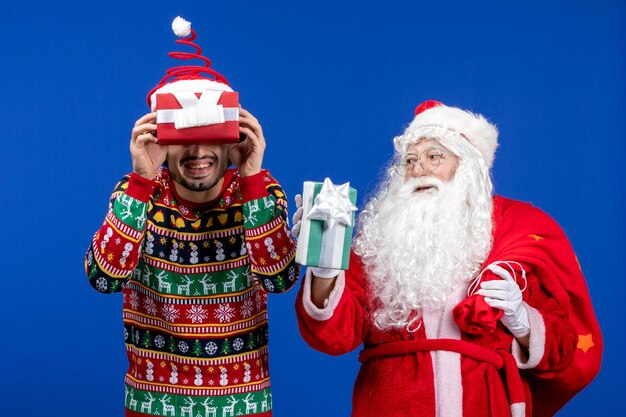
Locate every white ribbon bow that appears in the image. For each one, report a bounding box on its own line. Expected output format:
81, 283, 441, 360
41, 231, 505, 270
156, 90, 239, 129
307, 178, 357, 230
173, 91, 224, 129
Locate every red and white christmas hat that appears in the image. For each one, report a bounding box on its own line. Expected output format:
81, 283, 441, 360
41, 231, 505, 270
398, 100, 499, 167
146, 16, 233, 110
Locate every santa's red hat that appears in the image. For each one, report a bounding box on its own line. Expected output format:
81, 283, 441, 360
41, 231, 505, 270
400, 100, 499, 167
146, 16, 233, 110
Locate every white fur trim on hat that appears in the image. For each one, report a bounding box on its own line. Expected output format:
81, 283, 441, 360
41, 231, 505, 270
149, 78, 233, 111
405, 105, 498, 167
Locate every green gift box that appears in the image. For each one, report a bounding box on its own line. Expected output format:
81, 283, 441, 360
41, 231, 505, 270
295, 178, 358, 270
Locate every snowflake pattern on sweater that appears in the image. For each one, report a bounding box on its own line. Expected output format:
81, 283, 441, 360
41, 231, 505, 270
85, 167, 299, 417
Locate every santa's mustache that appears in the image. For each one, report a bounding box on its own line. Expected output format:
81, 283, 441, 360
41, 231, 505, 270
396, 176, 447, 196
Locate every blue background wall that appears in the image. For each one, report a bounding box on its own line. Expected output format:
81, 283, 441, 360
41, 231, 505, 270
1, 0, 623, 415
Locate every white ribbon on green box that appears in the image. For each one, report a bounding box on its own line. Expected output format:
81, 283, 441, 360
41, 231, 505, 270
295, 178, 358, 270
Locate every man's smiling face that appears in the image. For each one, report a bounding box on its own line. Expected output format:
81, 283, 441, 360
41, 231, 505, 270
166, 143, 232, 196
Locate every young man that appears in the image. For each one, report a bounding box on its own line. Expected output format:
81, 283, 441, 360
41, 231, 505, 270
85, 17, 298, 417
294, 101, 601, 417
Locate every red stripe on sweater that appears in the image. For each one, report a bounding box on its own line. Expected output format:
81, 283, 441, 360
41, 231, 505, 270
125, 408, 273, 417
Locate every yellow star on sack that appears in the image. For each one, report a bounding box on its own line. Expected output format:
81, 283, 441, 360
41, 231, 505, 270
577, 333, 595, 353
160, 237, 168, 245
528, 234, 544, 242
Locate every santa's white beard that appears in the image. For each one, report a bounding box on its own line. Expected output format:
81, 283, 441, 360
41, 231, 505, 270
354, 166, 493, 331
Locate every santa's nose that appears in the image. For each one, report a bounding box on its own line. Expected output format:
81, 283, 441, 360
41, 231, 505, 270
409, 163, 430, 177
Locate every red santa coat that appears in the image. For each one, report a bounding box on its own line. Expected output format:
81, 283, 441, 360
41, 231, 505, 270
295, 196, 601, 417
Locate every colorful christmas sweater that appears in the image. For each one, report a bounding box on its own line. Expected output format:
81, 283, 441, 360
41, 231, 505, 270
85, 167, 299, 417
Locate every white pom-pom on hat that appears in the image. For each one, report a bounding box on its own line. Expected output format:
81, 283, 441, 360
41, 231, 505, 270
172, 16, 192, 37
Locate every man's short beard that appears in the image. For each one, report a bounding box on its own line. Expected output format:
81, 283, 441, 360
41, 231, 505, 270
170, 173, 222, 192
354, 148, 493, 332
168, 156, 229, 193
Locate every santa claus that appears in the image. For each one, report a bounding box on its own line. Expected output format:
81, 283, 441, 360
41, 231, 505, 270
293, 101, 601, 417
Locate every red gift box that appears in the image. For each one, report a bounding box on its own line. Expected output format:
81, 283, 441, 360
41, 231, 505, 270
156, 90, 239, 145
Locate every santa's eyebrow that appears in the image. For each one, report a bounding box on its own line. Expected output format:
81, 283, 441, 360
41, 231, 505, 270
405, 147, 448, 155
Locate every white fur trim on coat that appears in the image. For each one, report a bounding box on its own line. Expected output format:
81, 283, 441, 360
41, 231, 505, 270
301, 267, 346, 321
422, 283, 468, 417
511, 303, 545, 369
510, 402, 526, 417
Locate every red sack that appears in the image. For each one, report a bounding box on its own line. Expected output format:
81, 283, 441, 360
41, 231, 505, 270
454, 196, 602, 415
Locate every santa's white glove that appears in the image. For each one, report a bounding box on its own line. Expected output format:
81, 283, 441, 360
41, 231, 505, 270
292, 195, 340, 279
308, 266, 340, 279
292, 194, 303, 239
477, 264, 530, 339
